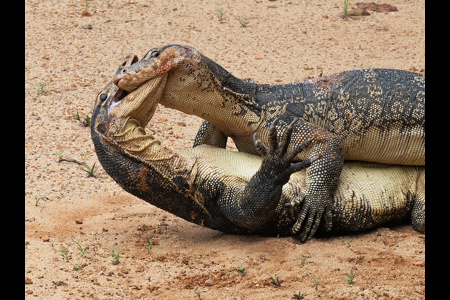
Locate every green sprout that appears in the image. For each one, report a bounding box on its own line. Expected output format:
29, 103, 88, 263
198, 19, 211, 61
345, 269, 355, 284
110, 246, 120, 265
83, 162, 98, 177
74, 241, 89, 256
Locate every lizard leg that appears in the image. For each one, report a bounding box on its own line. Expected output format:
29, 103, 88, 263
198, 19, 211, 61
282, 123, 343, 242
218, 118, 320, 230
193, 120, 228, 148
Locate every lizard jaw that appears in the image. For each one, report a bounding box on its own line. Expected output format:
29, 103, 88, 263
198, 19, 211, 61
108, 53, 139, 114
108, 88, 129, 115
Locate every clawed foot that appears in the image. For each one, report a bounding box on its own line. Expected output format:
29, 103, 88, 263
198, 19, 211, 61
286, 189, 333, 242
254, 118, 333, 242
253, 118, 321, 185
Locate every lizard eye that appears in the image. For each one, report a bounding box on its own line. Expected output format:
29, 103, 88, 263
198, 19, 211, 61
150, 50, 160, 58
143, 49, 161, 59
99, 93, 108, 102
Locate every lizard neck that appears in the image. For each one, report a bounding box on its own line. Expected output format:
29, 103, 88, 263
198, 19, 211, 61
159, 54, 263, 136
90, 107, 211, 224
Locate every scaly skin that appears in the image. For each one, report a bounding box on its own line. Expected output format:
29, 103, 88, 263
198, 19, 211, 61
91, 56, 424, 237
110, 47, 425, 241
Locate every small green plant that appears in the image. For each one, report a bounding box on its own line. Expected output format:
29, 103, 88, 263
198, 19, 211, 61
217, 8, 224, 22
59, 245, 70, 261
84, 115, 91, 125
293, 291, 305, 300
110, 246, 120, 265
355, 255, 365, 264
314, 279, 320, 291
81, 0, 92, 16
145, 238, 152, 250
72, 263, 82, 271
29, 82, 49, 99
345, 269, 355, 284
270, 276, 281, 287
194, 288, 201, 299
73, 112, 91, 126
34, 197, 47, 206
55, 150, 63, 159
239, 16, 250, 27
233, 266, 247, 276
342, 0, 350, 17
300, 257, 307, 267
37, 82, 49, 96
74, 241, 89, 256
83, 162, 98, 177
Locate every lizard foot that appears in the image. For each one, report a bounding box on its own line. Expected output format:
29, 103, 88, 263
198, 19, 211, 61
288, 190, 333, 242
253, 118, 321, 185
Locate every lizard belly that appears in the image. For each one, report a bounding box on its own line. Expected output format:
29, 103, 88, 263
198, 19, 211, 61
341, 124, 424, 165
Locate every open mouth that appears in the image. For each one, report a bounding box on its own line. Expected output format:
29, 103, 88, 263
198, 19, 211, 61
108, 87, 129, 114
107, 53, 139, 114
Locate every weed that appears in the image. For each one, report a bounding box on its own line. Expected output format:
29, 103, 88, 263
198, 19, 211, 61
345, 269, 355, 284
314, 279, 320, 291
217, 8, 224, 22
83, 162, 98, 177
343, 0, 350, 16
81, 0, 92, 16
37, 82, 49, 95
239, 16, 250, 27
34, 197, 47, 206
300, 257, 307, 267
73, 112, 91, 126
29, 82, 49, 99
293, 291, 305, 299
59, 245, 70, 261
84, 115, 91, 125
355, 255, 365, 264
145, 238, 152, 250
194, 288, 201, 299
270, 276, 281, 287
72, 263, 81, 271
110, 246, 120, 265
233, 266, 247, 276
55, 150, 63, 159
74, 241, 89, 256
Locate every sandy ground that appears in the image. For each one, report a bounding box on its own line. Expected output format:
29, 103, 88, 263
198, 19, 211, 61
25, 0, 425, 299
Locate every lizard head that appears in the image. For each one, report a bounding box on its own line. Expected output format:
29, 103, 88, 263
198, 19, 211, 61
111, 45, 261, 134
92, 53, 168, 139
113, 45, 197, 92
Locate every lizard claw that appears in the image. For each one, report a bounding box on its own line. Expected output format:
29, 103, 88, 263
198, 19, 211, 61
289, 191, 333, 242
253, 118, 320, 185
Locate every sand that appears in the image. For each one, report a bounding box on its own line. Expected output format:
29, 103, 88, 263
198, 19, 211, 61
25, 0, 424, 298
